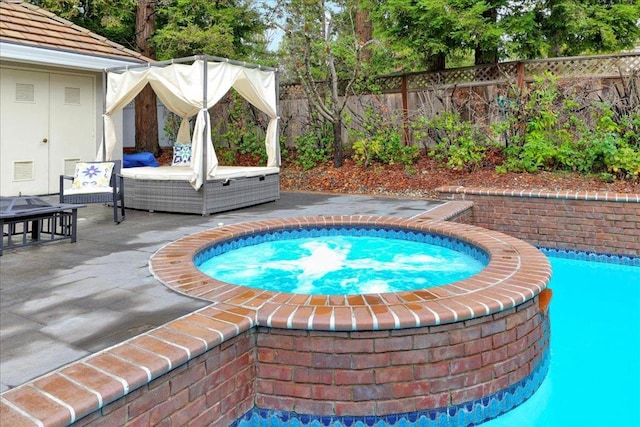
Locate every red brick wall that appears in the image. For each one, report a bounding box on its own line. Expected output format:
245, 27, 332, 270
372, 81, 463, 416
254, 298, 549, 416
75, 331, 256, 426
72, 298, 548, 424
437, 188, 640, 256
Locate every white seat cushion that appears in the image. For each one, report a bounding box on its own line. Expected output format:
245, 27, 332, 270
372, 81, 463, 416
64, 186, 114, 195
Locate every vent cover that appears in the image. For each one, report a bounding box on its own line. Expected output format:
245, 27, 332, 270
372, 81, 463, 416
64, 159, 80, 176
15, 83, 35, 102
64, 87, 81, 105
13, 161, 34, 181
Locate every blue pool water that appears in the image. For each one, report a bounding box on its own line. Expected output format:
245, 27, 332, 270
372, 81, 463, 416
483, 254, 640, 427
198, 235, 485, 294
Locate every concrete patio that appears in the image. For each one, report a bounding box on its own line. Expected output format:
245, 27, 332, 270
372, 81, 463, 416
0, 191, 444, 392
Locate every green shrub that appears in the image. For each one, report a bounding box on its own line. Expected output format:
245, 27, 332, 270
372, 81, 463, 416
212, 91, 268, 164
605, 142, 640, 179
350, 107, 418, 168
497, 73, 639, 181
294, 124, 332, 170
215, 147, 236, 165
427, 112, 487, 172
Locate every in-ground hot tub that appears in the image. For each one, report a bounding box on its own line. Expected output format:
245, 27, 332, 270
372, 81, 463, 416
150, 216, 552, 426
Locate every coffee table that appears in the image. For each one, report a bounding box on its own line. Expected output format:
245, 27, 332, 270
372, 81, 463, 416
1, 196, 85, 256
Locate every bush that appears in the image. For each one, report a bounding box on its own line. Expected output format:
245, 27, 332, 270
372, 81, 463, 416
604, 141, 640, 179
350, 107, 419, 168
293, 124, 332, 170
212, 92, 268, 164
215, 147, 236, 165
498, 74, 639, 180
427, 112, 487, 172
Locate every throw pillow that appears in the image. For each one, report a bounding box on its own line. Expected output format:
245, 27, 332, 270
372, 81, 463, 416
72, 162, 114, 189
172, 143, 192, 166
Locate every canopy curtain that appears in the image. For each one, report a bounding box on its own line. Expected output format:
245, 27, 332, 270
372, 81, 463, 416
101, 59, 278, 190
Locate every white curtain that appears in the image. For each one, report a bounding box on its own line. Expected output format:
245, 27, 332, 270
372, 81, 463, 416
231, 67, 279, 167
102, 60, 279, 190
98, 67, 150, 161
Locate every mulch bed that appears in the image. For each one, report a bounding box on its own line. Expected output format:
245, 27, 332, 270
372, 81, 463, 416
126, 148, 640, 197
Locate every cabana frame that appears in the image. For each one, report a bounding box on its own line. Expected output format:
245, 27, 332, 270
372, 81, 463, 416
101, 55, 280, 215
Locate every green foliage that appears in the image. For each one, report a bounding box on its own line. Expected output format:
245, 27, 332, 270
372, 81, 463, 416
212, 92, 268, 164
368, 0, 505, 69
162, 111, 181, 142
276, 0, 372, 167
618, 112, 640, 147
350, 107, 418, 168
235, 129, 263, 159
29, 0, 137, 50
366, 0, 640, 70
606, 144, 640, 179
278, 0, 360, 82
502, 0, 640, 58
30, 0, 271, 62
426, 112, 487, 172
215, 147, 237, 166
499, 74, 640, 179
293, 125, 332, 170
153, 0, 268, 61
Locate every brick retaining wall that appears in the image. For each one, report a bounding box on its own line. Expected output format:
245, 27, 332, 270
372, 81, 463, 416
437, 187, 640, 256
73, 332, 257, 426
67, 298, 547, 424
255, 298, 548, 417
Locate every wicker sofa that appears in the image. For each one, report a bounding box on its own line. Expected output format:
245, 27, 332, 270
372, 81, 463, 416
121, 166, 279, 215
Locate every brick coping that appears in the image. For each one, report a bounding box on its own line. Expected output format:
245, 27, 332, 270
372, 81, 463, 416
150, 215, 550, 331
437, 186, 640, 202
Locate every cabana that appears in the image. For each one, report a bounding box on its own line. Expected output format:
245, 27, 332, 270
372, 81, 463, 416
101, 55, 280, 215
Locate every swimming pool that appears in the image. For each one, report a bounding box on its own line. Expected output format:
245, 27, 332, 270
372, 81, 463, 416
482, 251, 640, 427
235, 251, 639, 426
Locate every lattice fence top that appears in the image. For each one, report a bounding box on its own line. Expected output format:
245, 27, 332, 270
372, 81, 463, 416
280, 53, 640, 99
524, 54, 640, 79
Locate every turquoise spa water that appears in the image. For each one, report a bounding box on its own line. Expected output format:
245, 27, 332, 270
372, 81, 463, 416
198, 235, 485, 295
483, 254, 640, 427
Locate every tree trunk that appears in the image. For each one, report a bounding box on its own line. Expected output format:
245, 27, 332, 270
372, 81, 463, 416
355, 2, 372, 62
333, 117, 343, 168
134, 0, 160, 156
426, 53, 446, 71
135, 85, 160, 155
474, 47, 498, 66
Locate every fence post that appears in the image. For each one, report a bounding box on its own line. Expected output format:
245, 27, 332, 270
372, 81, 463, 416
401, 74, 410, 145
516, 61, 525, 89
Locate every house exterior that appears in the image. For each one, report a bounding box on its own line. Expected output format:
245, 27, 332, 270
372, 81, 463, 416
0, 0, 148, 197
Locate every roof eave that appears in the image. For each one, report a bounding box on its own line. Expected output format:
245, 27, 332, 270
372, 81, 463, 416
0, 41, 148, 71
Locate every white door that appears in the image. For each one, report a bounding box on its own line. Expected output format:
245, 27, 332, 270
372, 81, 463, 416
0, 68, 50, 196
0, 68, 96, 196
49, 73, 95, 188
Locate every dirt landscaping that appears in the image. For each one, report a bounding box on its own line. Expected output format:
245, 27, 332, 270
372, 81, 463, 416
279, 156, 640, 198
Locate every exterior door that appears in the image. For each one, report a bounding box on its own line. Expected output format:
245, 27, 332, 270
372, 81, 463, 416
49, 73, 95, 189
0, 68, 50, 196
0, 68, 95, 196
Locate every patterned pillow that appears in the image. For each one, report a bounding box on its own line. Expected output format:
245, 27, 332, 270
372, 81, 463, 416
72, 162, 114, 189
172, 143, 192, 166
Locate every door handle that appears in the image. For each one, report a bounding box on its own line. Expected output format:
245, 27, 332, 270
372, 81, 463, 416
42, 138, 48, 143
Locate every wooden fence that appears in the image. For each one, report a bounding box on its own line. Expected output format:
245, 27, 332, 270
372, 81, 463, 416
210, 53, 640, 150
